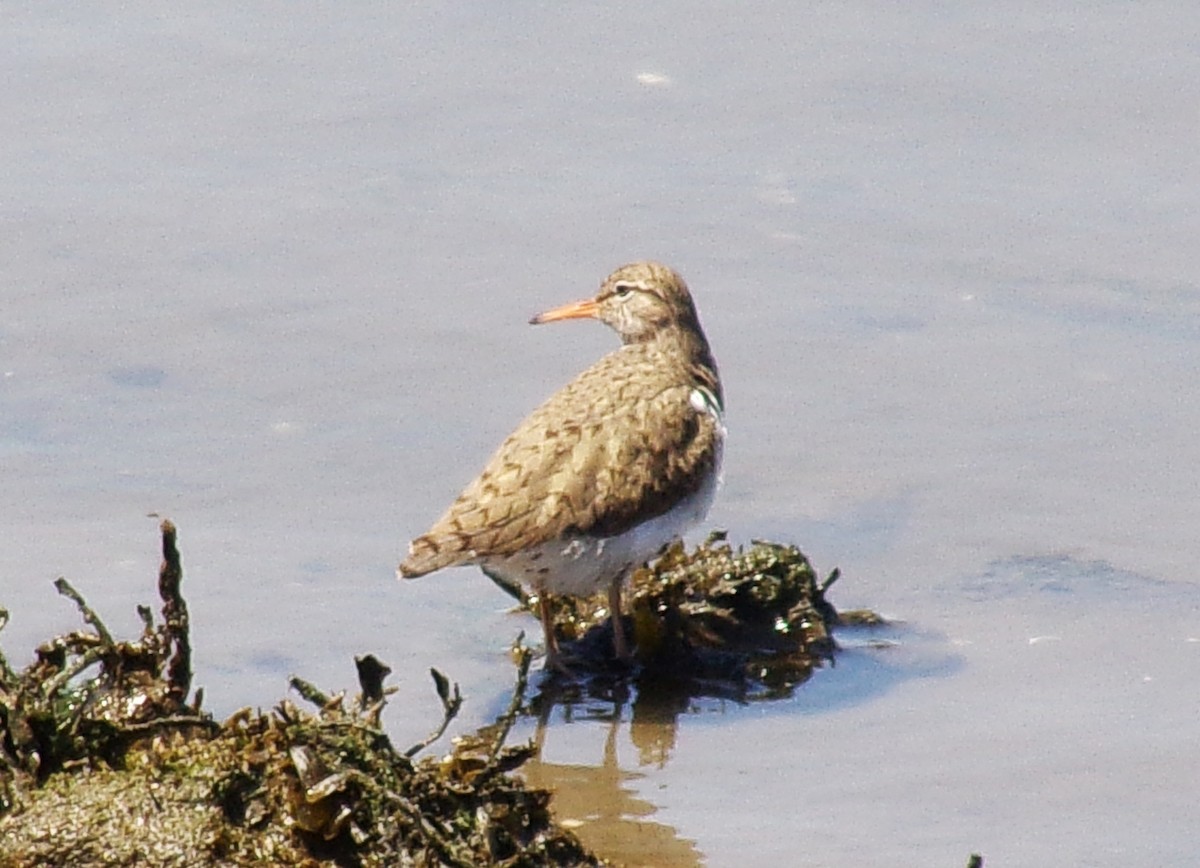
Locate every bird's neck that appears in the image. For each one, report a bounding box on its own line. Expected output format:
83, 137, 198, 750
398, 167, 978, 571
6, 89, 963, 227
638, 323, 723, 409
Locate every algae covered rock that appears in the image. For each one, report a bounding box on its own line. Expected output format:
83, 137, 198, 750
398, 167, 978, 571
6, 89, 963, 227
508, 532, 842, 702
0, 522, 598, 867
1, 522, 853, 866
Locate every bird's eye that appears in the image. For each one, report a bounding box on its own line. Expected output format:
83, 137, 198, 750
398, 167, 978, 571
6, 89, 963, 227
614, 284, 633, 298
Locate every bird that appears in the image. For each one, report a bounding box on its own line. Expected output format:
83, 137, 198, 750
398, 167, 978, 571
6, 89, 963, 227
398, 261, 724, 672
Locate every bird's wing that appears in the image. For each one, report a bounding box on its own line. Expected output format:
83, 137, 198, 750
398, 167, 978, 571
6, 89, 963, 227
399, 353, 722, 577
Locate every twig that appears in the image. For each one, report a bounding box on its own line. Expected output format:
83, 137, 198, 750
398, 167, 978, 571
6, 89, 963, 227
289, 676, 333, 708
118, 714, 222, 736
377, 784, 476, 868
53, 578, 115, 648
403, 669, 462, 758
136, 604, 154, 633
157, 520, 192, 703
0, 608, 14, 682
315, 716, 394, 741
360, 696, 393, 730
43, 646, 106, 696
488, 637, 533, 764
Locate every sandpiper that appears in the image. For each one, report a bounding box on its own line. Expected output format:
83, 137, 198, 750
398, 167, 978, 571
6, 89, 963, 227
399, 261, 724, 672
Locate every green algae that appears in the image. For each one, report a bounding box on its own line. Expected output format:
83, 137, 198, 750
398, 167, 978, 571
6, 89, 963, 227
509, 532, 847, 702
0, 522, 873, 866
0, 522, 598, 867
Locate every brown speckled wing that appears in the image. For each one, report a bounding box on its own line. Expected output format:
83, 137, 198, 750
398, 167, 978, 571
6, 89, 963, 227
399, 344, 721, 577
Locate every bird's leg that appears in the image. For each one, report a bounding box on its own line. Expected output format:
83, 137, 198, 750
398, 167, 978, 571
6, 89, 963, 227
609, 574, 632, 662
538, 593, 573, 675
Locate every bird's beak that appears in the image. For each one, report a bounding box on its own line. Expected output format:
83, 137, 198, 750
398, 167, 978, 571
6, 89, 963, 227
529, 298, 600, 325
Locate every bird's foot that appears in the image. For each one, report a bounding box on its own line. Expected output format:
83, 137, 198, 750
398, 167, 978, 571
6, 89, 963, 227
542, 646, 580, 679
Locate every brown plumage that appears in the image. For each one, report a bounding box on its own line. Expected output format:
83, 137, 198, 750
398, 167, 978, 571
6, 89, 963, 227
399, 261, 724, 670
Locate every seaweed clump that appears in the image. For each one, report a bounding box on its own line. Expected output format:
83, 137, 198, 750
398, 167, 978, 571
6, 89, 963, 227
0, 521, 599, 867
502, 532, 847, 701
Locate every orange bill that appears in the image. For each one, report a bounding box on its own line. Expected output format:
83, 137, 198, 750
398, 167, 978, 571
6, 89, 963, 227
529, 298, 600, 325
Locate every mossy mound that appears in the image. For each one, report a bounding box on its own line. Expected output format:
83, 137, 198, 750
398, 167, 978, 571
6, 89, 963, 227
500, 532, 844, 702
0, 689, 598, 867
1, 523, 859, 866
0, 522, 598, 867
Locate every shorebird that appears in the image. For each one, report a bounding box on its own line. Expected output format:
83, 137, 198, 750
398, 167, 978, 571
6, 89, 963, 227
398, 261, 724, 672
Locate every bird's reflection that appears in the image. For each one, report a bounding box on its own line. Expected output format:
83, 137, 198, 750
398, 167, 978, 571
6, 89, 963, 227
497, 565, 831, 866
517, 675, 705, 868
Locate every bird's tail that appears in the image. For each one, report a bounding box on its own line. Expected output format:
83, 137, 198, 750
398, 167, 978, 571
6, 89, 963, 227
397, 534, 465, 579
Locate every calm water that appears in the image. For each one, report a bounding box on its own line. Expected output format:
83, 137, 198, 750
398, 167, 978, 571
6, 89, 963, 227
3, 4, 1199, 865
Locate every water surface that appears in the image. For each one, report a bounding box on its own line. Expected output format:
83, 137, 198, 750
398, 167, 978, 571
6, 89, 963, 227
3, 4, 1199, 865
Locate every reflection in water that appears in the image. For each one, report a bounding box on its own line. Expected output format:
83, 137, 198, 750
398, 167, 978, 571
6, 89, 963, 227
519, 679, 704, 868
516, 668, 797, 866
482, 536, 835, 861
508, 627, 827, 867
508, 622, 933, 866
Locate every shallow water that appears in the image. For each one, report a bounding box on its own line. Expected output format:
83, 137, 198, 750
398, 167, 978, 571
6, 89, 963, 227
3, 4, 1200, 865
